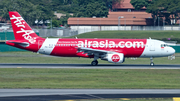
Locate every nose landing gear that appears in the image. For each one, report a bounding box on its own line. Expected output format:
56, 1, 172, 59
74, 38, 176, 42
150, 62, 154, 66
150, 57, 154, 66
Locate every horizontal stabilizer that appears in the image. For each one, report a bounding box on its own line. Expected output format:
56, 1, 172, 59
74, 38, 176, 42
7, 40, 29, 47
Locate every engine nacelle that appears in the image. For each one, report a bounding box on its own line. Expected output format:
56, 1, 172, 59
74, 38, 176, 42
104, 53, 125, 63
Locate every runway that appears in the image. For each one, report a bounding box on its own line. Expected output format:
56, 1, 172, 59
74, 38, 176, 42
0, 89, 180, 101
0, 63, 180, 69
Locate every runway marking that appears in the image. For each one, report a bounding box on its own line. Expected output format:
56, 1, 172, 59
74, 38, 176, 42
120, 98, 130, 100
17, 67, 22, 68
173, 97, 180, 101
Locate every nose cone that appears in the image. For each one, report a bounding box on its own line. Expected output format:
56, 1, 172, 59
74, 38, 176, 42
170, 47, 175, 55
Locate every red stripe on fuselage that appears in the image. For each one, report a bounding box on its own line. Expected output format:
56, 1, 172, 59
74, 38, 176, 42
50, 39, 147, 57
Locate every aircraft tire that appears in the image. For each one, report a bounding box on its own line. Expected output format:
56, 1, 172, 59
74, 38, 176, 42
91, 60, 98, 66
150, 62, 154, 66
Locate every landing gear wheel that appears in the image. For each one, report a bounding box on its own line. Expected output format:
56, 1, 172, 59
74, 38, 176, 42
150, 57, 154, 66
91, 60, 98, 66
150, 62, 154, 66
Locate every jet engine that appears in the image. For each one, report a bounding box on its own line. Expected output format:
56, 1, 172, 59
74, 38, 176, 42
102, 53, 125, 63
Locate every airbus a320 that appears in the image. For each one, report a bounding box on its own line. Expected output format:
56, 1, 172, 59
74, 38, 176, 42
6, 11, 175, 66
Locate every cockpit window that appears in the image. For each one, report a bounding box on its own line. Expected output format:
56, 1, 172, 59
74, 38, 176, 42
161, 44, 169, 47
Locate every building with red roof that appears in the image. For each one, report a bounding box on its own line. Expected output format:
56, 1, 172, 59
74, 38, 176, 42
68, 0, 154, 31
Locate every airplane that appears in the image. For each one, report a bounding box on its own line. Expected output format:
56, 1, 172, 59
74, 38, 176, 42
6, 11, 175, 66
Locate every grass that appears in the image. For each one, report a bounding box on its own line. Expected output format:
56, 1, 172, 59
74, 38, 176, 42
0, 52, 179, 64
0, 52, 180, 89
70, 31, 180, 39
0, 68, 180, 89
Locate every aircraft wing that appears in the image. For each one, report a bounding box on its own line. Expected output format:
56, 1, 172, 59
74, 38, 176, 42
78, 47, 115, 56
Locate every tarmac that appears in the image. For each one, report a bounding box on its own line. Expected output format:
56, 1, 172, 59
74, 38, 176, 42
0, 63, 180, 69
0, 89, 180, 101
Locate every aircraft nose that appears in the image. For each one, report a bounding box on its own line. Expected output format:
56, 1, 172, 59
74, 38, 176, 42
170, 47, 175, 55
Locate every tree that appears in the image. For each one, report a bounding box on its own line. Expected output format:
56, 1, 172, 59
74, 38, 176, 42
51, 13, 73, 27
130, 0, 180, 25
0, 0, 54, 25
130, 0, 151, 10
0, 0, 120, 26
76, 1, 108, 17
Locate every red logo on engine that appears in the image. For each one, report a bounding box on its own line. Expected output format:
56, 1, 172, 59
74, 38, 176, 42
111, 54, 120, 62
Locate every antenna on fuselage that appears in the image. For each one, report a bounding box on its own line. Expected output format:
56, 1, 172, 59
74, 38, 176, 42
75, 36, 78, 39
149, 37, 151, 39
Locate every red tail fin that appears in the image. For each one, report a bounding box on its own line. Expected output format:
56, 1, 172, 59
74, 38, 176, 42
9, 11, 39, 44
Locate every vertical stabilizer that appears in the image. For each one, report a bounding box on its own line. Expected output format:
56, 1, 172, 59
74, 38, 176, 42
9, 11, 39, 44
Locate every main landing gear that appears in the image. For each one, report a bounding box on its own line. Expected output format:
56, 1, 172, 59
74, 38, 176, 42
150, 57, 154, 66
91, 55, 99, 66
91, 60, 98, 66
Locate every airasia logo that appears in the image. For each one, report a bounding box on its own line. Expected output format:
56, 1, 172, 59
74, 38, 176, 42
111, 54, 120, 62
10, 15, 36, 44
78, 40, 145, 48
